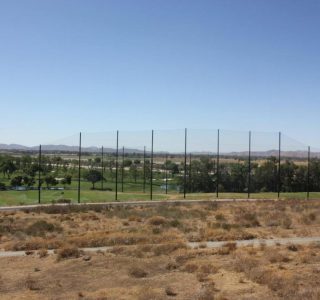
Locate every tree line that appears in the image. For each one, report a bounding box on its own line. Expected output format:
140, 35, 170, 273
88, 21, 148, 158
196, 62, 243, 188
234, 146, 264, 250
1, 153, 320, 193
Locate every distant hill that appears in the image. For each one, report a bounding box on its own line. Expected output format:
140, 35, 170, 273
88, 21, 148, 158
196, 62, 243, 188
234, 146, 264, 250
0, 144, 319, 158
0, 144, 141, 154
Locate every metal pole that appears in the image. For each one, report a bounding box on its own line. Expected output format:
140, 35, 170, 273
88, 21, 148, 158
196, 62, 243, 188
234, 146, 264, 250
278, 131, 281, 199
78, 132, 81, 203
216, 129, 220, 198
38, 144, 41, 204
150, 130, 154, 200
248, 131, 251, 199
189, 153, 192, 193
307, 146, 310, 199
165, 154, 168, 194
121, 146, 124, 192
101, 146, 104, 190
184, 128, 187, 199
143, 146, 146, 193
115, 130, 119, 201
150, 129, 153, 200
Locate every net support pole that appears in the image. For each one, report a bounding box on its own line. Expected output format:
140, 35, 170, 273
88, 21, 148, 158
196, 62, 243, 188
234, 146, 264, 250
101, 146, 104, 191
121, 146, 124, 193
78, 132, 81, 203
184, 128, 187, 199
278, 131, 281, 199
165, 154, 168, 194
248, 131, 251, 199
307, 146, 310, 200
143, 146, 146, 193
38, 144, 42, 204
189, 153, 192, 193
150, 130, 154, 200
216, 129, 220, 198
115, 130, 119, 201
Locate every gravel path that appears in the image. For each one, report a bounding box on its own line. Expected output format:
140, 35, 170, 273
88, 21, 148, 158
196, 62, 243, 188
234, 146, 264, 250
1, 236, 319, 258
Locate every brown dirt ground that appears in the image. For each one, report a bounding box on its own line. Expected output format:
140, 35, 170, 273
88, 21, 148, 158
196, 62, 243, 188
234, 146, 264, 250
0, 200, 320, 299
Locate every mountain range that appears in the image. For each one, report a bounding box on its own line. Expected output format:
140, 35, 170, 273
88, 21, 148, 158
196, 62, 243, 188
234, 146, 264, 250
0, 143, 319, 158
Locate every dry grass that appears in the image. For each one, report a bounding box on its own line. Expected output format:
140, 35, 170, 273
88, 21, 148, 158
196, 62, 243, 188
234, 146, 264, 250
0, 199, 320, 299
56, 245, 80, 260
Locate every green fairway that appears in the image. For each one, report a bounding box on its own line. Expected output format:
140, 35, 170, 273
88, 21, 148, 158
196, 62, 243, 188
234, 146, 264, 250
0, 190, 169, 206
0, 189, 319, 206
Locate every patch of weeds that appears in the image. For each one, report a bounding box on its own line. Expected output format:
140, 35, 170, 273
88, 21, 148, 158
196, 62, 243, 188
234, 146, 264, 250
25, 220, 62, 236
56, 246, 80, 261
129, 267, 148, 278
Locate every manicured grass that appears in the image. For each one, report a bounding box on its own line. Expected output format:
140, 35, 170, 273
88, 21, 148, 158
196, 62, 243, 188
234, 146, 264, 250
0, 190, 169, 206
0, 188, 319, 206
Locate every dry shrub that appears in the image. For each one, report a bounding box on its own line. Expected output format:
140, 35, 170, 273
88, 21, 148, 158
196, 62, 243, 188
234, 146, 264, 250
233, 252, 259, 273
199, 264, 218, 275
287, 244, 298, 252
128, 216, 142, 222
7, 236, 63, 251
129, 266, 148, 278
56, 245, 80, 260
299, 251, 316, 264
152, 227, 162, 234
25, 276, 40, 291
233, 252, 286, 292
199, 242, 207, 249
37, 248, 48, 258
235, 210, 260, 227
139, 244, 153, 253
223, 242, 237, 252
264, 212, 282, 227
197, 283, 215, 300
175, 252, 197, 266
301, 212, 317, 225
184, 263, 198, 273
165, 286, 178, 296
282, 216, 292, 229
200, 227, 255, 242
109, 246, 126, 255
148, 216, 167, 226
25, 220, 62, 236
215, 213, 226, 221
166, 261, 179, 271
69, 232, 148, 247
266, 251, 291, 264
153, 242, 187, 256
197, 272, 209, 282
217, 246, 232, 255
137, 287, 162, 300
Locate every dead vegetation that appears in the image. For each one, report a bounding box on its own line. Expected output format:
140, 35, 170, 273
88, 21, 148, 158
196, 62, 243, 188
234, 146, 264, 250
0, 199, 320, 299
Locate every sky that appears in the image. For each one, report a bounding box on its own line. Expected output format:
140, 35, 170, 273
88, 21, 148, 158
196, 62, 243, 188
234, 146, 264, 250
0, 0, 320, 150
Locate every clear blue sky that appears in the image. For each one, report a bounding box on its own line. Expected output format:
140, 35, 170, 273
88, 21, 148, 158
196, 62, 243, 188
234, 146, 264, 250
0, 0, 320, 149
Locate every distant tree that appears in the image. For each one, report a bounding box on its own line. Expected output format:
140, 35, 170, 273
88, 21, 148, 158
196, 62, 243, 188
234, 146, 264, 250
165, 161, 179, 175
94, 157, 101, 164
11, 176, 23, 186
45, 175, 58, 188
84, 169, 103, 189
1, 160, 17, 178
23, 176, 35, 187
0, 182, 6, 190
123, 159, 132, 167
129, 164, 138, 183
61, 175, 72, 188
24, 164, 40, 177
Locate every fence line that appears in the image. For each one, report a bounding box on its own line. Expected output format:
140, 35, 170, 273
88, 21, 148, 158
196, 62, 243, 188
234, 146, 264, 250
1, 128, 319, 205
